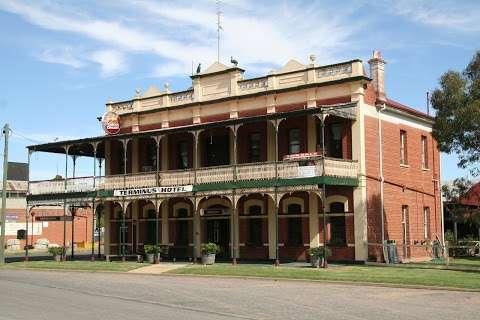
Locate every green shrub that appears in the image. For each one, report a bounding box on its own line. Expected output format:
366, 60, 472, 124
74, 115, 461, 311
48, 247, 64, 256
308, 246, 331, 258
445, 230, 455, 243
201, 242, 220, 254
144, 245, 169, 256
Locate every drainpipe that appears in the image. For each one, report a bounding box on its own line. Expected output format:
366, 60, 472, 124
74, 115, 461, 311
377, 103, 386, 262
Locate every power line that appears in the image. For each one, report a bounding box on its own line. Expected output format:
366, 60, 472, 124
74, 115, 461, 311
9, 129, 45, 144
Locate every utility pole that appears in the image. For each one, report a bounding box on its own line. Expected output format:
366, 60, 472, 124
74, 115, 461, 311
1, 123, 10, 265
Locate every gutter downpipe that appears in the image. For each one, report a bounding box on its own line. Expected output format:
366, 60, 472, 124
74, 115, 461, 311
377, 103, 387, 263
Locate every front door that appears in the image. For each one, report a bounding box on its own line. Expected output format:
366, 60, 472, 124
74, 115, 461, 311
206, 219, 230, 258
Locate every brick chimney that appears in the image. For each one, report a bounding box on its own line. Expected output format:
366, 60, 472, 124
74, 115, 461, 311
368, 50, 386, 102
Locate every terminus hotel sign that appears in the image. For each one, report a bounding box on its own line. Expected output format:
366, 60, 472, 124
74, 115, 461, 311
113, 185, 193, 197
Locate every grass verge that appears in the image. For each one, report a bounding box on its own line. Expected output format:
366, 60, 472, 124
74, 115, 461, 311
169, 263, 480, 290
1, 261, 143, 272
411, 257, 480, 268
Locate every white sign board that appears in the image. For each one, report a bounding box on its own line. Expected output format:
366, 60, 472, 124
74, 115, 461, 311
114, 185, 193, 197
297, 166, 316, 178
6, 223, 42, 236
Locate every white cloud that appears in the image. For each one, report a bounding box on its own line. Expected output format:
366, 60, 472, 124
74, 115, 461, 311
390, 0, 480, 33
0, 0, 361, 78
36, 46, 85, 68
152, 61, 190, 78
89, 50, 128, 77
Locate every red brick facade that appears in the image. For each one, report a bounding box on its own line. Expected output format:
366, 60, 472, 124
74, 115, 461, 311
5, 207, 93, 249
364, 113, 441, 261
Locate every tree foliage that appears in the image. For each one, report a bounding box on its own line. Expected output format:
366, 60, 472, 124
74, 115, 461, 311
432, 51, 480, 175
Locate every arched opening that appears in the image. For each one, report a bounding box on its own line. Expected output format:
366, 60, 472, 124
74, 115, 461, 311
278, 115, 307, 160
139, 201, 157, 247
169, 198, 194, 259
237, 122, 268, 164
328, 201, 346, 246
315, 115, 352, 159
168, 132, 194, 170
199, 197, 232, 258
237, 194, 270, 260
279, 192, 309, 261
287, 204, 303, 247
200, 128, 231, 167
138, 137, 157, 172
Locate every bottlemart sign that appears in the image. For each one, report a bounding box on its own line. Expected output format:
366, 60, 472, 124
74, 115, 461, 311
113, 185, 193, 197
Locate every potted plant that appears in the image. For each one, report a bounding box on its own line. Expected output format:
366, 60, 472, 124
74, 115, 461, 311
144, 245, 160, 264
201, 242, 220, 265
308, 246, 331, 268
159, 245, 169, 260
48, 247, 64, 262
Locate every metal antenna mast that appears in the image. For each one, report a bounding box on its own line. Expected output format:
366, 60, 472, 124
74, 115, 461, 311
216, 0, 223, 62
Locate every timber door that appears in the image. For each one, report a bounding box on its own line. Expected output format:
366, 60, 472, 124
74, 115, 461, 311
206, 219, 230, 258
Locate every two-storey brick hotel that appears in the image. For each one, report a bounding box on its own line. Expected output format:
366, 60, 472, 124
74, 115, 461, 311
26, 51, 442, 263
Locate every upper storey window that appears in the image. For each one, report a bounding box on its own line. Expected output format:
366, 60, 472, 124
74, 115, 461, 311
400, 130, 408, 165
329, 123, 343, 158
421, 136, 428, 169
288, 128, 301, 154
177, 141, 189, 169
248, 132, 261, 163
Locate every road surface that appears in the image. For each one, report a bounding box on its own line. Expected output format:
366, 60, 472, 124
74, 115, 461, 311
0, 269, 479, 319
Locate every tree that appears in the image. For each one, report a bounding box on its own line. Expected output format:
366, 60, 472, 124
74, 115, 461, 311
432, 51, 480, 175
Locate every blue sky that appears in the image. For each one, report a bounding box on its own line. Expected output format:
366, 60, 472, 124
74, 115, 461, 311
0, 0, 479, 181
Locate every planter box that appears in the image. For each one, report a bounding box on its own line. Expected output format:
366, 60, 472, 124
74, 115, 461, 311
146, 253, 160, 264
201, 253, 216, 265
53, 255, 62, 262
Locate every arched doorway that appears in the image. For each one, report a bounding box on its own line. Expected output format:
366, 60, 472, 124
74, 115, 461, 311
199, 197, 232, 259
204, 204, 230, 258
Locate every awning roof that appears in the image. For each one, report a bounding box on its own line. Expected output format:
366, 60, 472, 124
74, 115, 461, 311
27, 102, 357, 157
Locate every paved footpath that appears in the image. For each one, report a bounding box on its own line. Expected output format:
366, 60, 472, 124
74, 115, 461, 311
0, 269, 479, 320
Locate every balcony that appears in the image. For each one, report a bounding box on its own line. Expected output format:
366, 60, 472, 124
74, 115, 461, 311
28, 158, 359, 196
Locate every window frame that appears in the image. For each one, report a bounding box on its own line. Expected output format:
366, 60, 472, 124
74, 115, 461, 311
400, 130, 408, 165
421, 135, 429, 169
177, 140, 189, 169
423, 207, 430, 239
248, 132, 262, 163
286, 203, 303, 246
288, 128, 301, 155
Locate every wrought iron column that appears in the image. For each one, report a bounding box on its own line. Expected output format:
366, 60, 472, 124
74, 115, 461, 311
97, 158, 103, 258
320, 110, 328, 268
273, 119, 280, 266
121, 139, 128, 262
71, 155, 77, 260
91, 144, 97, 261
62, 145, 69, 261
24, 150, 32, 262
154, 136, 161, 264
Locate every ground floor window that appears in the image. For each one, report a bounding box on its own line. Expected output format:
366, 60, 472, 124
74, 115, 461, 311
175, 208, 189, 245
248, 218, 262, 246
288, 218, 302, 246
176, 220, 188, 245
329, 217, 346, 245
423, 207, 430, 239
329, 202, 346, 245
146, 209, 156, 245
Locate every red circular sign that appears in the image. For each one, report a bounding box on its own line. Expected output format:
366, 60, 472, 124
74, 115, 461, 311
101, 111, 121, 135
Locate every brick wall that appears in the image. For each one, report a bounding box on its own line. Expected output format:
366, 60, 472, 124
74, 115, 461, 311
364, 114, 442, 261
5, 207, 93, 249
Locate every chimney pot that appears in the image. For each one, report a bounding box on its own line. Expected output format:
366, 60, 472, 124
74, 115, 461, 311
368, 50, 386, 102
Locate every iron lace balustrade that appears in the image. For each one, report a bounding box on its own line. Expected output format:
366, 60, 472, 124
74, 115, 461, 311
28, 157, 358, 196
